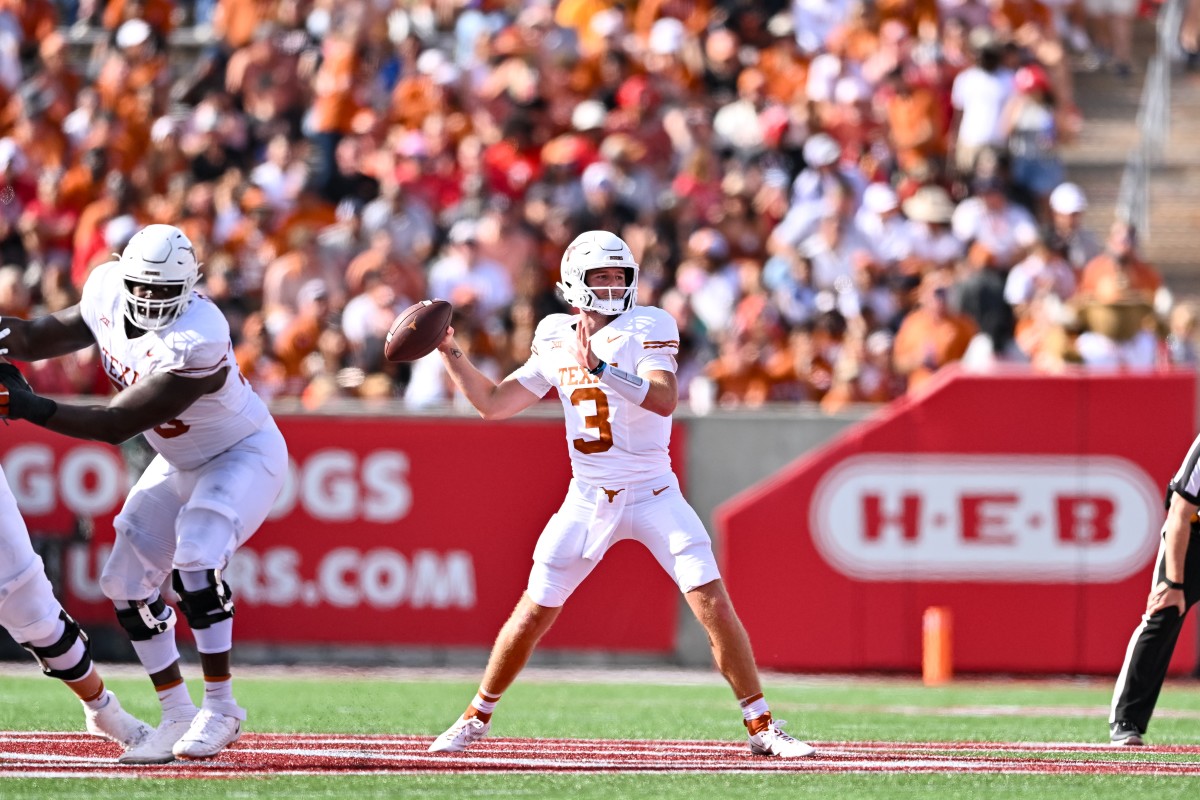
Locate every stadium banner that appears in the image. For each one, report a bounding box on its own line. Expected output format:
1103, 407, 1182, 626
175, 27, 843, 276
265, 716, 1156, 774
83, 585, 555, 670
716, 368, 1198, 675
8, 415, 685, 653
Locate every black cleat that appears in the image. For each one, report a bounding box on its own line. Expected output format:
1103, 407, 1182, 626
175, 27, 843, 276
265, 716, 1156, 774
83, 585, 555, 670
1110, 720, 1145, 746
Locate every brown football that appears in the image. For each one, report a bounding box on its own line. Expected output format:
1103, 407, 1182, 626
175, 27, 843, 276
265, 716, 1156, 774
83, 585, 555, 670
384, 299, 454, 362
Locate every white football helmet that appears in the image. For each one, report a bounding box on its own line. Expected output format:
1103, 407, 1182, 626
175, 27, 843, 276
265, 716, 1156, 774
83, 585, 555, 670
119, 224, 200, 331
556, 230, 638, 315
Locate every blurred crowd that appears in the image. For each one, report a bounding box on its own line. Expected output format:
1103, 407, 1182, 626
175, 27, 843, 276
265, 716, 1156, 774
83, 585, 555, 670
0, 0, 1197, 413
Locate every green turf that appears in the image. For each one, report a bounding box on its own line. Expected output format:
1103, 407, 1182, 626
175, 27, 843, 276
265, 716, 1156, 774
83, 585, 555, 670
4, 670, 1200, 798
5, 774, 1200, 800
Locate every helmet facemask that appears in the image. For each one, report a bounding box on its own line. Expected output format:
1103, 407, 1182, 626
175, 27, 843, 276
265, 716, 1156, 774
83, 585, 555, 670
556, 231, 639, 316
119, 225, 200, 332
124, 278, 196, 331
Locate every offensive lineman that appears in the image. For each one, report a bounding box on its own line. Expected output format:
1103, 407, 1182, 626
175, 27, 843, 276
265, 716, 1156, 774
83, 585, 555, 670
427, 230, 815, 758
0, 444, 151, 751
0, 224, 288, 763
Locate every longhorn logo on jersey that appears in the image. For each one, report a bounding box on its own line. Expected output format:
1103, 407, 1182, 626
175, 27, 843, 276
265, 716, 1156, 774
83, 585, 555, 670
601, 487, 625, 503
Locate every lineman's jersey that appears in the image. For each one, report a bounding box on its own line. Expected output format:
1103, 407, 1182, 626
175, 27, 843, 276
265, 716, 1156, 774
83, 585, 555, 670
512, 305, 680, 485
79, 261, 272, 470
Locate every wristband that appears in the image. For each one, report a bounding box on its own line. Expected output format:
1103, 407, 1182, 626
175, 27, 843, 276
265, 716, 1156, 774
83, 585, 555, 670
8, 389, 58, 427
1163, 578, 1186, 591
598, 363, 650, 406
587, 359, 607, 377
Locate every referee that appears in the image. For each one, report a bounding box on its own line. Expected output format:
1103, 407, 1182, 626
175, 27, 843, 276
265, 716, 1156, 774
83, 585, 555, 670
1110, 433, 1200, 745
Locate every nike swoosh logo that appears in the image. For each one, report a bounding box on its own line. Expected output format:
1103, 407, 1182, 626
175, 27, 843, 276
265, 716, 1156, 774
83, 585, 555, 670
652, 486, 669, 496
607, 335, 620, 343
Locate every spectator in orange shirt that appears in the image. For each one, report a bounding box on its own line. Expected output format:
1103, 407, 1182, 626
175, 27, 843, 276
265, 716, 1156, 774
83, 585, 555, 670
274, 278, 331, 389
893, 270, 979, 392
880, 67, 947, 176
213, 0, 277, 50
821, 327, 904, 412
555, 0, 617, 57
272, 186, 336, 256
765, 310, 849, 404
57, 148, 107, 214
1076, 219, 1162, 305
234, 311, 287, 401
705, 336, 776, 407
71, 172, 140, 289
95, 19, 168, 114
757, 15, 809, 105
308, 31, 360, 188
102, 0, 175, 37
632, 0, 711, 43
1073, 219, 1163, 353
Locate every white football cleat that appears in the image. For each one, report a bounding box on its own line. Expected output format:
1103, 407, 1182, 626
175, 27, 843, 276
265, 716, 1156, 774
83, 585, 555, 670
172, 705, 245, 760
747, 717, 816, 758
428, 716, 491, 753
83, 691, 152, 749
117, 707, 198, 765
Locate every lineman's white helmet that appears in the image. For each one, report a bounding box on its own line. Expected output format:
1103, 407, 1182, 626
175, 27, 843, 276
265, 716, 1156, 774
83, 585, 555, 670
120, 224, 200, 331
557, 230, 638, 315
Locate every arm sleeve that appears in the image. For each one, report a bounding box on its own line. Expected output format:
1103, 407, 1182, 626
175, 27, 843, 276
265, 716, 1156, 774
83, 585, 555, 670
169, 337, 231, 378
509, 316, 556, 397
76, 262, 112, 336
164, 307, 232, 377
636, 309, 680, 375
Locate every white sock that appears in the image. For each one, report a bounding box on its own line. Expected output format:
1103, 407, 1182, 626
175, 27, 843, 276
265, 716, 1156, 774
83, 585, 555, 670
470, 690, 501, 716
203, 677, 235, 707
157, 682, 195, 718
739, 694, 770, 722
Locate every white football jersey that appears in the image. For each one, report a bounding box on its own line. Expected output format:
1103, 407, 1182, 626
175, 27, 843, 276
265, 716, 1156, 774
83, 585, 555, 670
512, 306, 680, 485
79, 261, 272, 470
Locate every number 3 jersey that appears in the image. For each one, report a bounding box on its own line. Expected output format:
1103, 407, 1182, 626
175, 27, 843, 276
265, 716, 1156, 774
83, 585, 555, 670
79, 261, 273, 469
511, 305, 680, 485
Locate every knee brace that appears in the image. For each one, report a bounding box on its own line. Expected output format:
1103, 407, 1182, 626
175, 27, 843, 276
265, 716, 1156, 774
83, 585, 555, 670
19, 611, 92, 682
172, 569, 234, 630
114, 594, 177, 642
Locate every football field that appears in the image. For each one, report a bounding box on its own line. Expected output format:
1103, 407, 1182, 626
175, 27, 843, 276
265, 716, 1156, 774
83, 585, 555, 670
2, 666, 1200, 798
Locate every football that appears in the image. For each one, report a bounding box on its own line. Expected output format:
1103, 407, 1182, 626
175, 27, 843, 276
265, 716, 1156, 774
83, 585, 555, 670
384, 299, 454, 362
